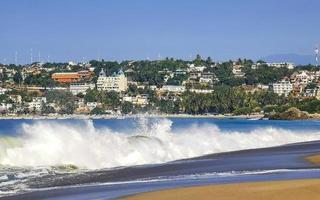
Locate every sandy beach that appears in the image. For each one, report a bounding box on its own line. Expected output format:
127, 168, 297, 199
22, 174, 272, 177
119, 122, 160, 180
122, 179, 320, 200
306, 154, 320, 165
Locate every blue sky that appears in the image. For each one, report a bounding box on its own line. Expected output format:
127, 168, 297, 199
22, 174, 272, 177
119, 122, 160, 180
0, 0, 319, 64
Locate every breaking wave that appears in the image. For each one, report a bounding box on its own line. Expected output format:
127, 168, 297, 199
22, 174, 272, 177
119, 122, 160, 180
0, 118, 320, 169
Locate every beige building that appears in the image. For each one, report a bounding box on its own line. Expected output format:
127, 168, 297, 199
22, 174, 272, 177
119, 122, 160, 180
96, 69, 128, 92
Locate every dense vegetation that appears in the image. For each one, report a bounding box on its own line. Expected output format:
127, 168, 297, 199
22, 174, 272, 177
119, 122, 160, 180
1, 56, 320, 117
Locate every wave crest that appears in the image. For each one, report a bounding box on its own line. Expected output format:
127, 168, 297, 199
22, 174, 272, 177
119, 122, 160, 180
0, 118, 319, 169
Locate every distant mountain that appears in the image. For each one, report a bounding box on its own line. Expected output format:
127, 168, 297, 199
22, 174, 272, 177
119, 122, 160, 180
260, 54, 315, 65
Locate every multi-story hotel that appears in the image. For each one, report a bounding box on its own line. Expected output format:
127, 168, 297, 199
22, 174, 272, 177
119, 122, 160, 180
270, 79, 293, 97
96, 69, 128, 92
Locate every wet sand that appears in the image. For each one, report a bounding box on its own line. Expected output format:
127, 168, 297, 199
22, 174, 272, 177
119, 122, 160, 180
122, 179, 320, 200
306, 155, 320, 164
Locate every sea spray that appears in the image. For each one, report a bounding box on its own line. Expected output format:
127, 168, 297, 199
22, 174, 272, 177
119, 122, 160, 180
0, 118, 320, 169
0, 137, 22, 159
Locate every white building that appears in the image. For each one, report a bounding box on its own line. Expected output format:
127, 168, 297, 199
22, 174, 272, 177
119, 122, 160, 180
96, 69, 128, 92
232, 65, 245, 77
123, 95, 149, 106
174, 69, 187, 75
314, 71, 320, 79
149, 85, 157, 90
257, 84, 269, 90
304, 88, 320, 98
294, 71, 315, 85
160, 85, 186, 93
0, 103, 13, 111
9, 95, 22, 104
0, 88, 10, 95
270, 80, 293, 97
189, 89, 214, 94
69, 83, 95, 95
188, 71, 202, 80
76, 98, 85, 108
187, 64, 206, 72
68, 61, 77, 66
267, 62, 295, 69
28, 97, 47, 111
199, 77, 212, 84
199, 72, 217, 84
86, 102, 99, 111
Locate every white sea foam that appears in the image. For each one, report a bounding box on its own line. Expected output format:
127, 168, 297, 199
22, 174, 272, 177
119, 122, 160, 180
22, 168, 320, 193
0, 118, 319, 169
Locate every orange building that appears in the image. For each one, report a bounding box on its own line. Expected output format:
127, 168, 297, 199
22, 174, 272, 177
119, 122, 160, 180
78, 70, 94, 80
52, 73, 81, 83
52, 71, 94, 83
52, 71, 93, 83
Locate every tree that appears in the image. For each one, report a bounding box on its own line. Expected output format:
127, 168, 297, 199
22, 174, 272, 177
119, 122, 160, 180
243, 65, 293, 85
41, 104, 55, 114
158, 99, 180, 114
103, 91, 120, 109
206, 57, 213, 65
295, 99, 320, 114
234, 107, 252, 115
306, 82, 317, 89
45, 90, 76, 114
194, 54, 202, 66
127, 84, 138, 95
0, 94, 9, 103
166, 74, 188, 85
13, 71, 23, 84
91, 60, 121, 77
84, 89, 99, 102
59, 102, 76, 114
24, 73, 58, 87
121, 101, 133, 114
76, 93, 85, 98
90, 107, 105, 115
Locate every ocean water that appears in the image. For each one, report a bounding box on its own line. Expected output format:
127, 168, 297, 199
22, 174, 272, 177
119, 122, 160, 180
0, 117, 319, 199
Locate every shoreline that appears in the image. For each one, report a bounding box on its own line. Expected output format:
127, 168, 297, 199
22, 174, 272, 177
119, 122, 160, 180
0, 113, 320, 120
121, 179, 320, 200
0, 113, 265, 120
0, 114, 320, 121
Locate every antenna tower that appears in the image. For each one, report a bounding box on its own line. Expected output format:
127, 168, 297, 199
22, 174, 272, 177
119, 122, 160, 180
30, 48, 33, 64
315, 46, 319, 67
